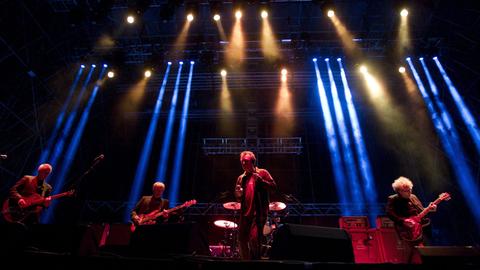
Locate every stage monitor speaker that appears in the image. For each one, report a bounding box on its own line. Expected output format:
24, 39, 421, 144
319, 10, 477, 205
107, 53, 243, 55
129, 222, 210, 257
28, 224, 99, 255
270, 223, 354, 262
417, 246, 480, 265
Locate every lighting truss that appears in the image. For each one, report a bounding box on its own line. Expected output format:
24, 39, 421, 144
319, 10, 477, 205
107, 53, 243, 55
202, 137, 303, 155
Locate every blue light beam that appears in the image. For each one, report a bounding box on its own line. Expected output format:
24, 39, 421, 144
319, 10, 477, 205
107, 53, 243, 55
325, 59, 364, 214
156, 62, 184, 182
36, 67, 85, 168
48, 66, 96, 171
337, 59, 379, 222
169, 61, 195, 207
313, 59, 350, 215
42, 66, 107, 223
123, 64, 172, 222
407, 58, 480, 227
433, 57, 480, 155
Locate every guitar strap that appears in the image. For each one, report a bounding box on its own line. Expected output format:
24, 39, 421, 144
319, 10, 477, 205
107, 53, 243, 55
409, 196, 424, 213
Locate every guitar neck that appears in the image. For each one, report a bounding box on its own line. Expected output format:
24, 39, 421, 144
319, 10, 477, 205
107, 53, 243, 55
165, 204, 186, 213
417, 197, 444, 219
50, 192, 71, 200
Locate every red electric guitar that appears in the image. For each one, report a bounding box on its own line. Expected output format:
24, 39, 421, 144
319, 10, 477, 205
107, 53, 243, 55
2, 190, 75, 223
396, 192, 451, 241
131, 199, 197, 231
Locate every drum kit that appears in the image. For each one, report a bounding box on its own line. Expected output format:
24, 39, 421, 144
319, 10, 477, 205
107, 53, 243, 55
213, 201, 287, 258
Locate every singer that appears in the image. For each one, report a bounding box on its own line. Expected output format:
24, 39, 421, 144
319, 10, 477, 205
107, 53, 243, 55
234, 151, 276, 260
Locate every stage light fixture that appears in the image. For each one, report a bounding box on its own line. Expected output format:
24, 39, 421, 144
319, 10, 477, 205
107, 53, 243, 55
261, 10, 268, 19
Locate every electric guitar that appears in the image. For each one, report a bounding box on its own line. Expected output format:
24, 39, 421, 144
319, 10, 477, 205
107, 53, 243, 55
2, 190, 75, 223
131, 199, 197, 231
396, 192, 451, 241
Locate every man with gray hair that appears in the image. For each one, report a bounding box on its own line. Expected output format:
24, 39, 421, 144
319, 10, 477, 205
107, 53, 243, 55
235, 151, 276, 260
131, 181, 170, 226
7, 163, 53, 224
386, 176, 436, 263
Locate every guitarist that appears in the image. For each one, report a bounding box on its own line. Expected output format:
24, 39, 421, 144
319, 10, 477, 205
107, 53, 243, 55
6, 163, 53, 224
386, 176, 437, 264
131, 182, 171, 226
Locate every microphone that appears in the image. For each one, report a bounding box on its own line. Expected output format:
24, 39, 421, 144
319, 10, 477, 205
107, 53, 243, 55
0, 154, 7, 160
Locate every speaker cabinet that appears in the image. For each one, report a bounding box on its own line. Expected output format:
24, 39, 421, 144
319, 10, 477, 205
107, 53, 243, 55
129, 222, 210, 257
270, 223, 354, 262
417, 246, 480, 265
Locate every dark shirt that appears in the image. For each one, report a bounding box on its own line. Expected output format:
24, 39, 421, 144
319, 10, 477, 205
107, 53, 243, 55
131, 196, 169, 220
235, 168, 276, 219
386, 194, 424, 225
9, 175, 52, 202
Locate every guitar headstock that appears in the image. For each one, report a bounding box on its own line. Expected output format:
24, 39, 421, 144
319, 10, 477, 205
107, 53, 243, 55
183, 199, 197, 207
438, 192, 451, 201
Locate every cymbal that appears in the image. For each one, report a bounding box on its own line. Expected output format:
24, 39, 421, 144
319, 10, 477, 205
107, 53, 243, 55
269, 201, 286, 211
223, 202, 241, 210
214, 219, 238, 229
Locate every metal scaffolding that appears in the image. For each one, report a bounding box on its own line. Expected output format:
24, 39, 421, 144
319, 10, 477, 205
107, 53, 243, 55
202, 137, 303, 155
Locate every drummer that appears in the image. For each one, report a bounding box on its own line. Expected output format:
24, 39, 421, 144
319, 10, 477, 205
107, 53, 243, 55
234, 151, 276, 260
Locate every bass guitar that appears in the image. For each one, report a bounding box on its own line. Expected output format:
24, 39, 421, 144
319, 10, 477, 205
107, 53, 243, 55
396, 192, 451, 241
2, 190, 75, 223
131, 199, 197, 231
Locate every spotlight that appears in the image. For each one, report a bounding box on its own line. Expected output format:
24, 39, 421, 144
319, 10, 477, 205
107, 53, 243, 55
213, 14, 220, 21
179, 61, 183, 65
406, 57, 411, 61
398, 66, 406, 73
220, 69, 227, 77
281, 68, 288, 75
126, 15, 135, 24
400, 9, 408, 17
144, 70, 152, 78
167, 61, 172, 65
81, 64, 85, 68
103, 64, 108, 68
419, 57, 424, 61
337, 58, 342, 62
190, 61, 195, 64
281, 75, 287, 82
107, 71, 115, 78
91, 64, 96, 68
325, 58, 330, 62
187, 14, 194, 21
313, 58, 317, 62
433, 56, 438, 60
327, 10, 334, 18
261, 10, 268, 19
359, 65, 368, 73
235, 10, 242, 19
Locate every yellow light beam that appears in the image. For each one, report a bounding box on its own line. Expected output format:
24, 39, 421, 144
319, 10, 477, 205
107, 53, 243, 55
226, 17, 244, 67
261, 17, 280, 60
330, 15, 360, 58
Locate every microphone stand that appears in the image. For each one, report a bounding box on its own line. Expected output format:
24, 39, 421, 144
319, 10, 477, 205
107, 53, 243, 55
66, 154, 104, 191
202, 191, 230, 215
